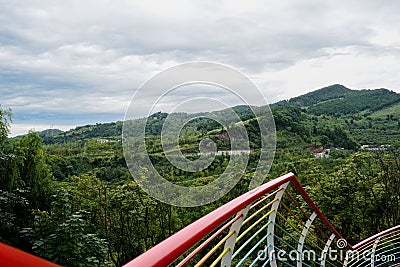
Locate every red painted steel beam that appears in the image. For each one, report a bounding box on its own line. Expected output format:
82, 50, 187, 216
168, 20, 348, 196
0, 242, 61, 267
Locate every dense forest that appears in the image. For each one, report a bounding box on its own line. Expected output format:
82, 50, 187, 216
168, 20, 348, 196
1, 84, 400, 266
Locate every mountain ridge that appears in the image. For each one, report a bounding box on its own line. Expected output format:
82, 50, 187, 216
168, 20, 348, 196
33, 84, 400, 144
272, 84, 352, 107
272, 84, 400, 116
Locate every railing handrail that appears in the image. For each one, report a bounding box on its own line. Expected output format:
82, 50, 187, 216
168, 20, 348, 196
124, 172, 349, 267
352, 225, 400, 250
0, 242, 61, 267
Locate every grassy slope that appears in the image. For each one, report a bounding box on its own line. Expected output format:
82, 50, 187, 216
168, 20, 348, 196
369, 102, 400, 118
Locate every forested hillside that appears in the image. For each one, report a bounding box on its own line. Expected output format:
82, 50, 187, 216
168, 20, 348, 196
274, 84, 400, 116
1, 85, 400, 266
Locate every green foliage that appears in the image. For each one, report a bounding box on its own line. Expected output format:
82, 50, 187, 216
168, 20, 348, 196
0, 107, 55, 252
273, 84, 400, 117
370, 102, 400, 119
273, 84, 351, 107
312, 152, 400, 243
13, 132, 54, 210
22, 190, 108, 266
0, 189, 28, 245
316, 126, 358, 149
38, 128, 63, 137
308, 89, 400, 116
0, 105, 12, 144
42, 122, 123, 144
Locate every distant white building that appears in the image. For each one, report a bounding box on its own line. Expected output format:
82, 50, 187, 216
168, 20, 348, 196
199, 150, 251, 156
314, 149, 330, 159
97, 138, 118, 144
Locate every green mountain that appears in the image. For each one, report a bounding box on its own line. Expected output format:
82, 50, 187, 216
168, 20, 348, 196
38, 128, 63, 137
369, 102, 400, 118
273, 84, 400, 116
42, 122, 123, 144
13, 128, 64, 140
38, 84, 400, 148
273, 84, 352, 107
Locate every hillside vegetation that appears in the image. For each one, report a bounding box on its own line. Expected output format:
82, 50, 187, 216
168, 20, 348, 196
274, 84, 400, 116
1, 85, 400, 266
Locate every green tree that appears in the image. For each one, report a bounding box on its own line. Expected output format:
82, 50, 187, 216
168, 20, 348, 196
23, 189, 108, 266
313, 152, 400, 243
15, 132, 54, 210
0, 105, 11, 145
0, 107, 55, 251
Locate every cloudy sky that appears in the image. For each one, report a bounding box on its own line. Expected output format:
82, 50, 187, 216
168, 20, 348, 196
1, 0, 400, 136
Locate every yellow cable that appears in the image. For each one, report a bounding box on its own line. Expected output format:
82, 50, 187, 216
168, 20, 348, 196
209, 247, 230, 267
236, 209, 274, 243
276, 211, 324, 252
243, 198, 278, 226
281, 201, 326, 245
194, 230, 235, 267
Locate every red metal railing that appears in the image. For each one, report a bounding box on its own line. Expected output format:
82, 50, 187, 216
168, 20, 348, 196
345, 225, 400, 267
0, 242, 60, 267
352, 225, 400, 250
124, 173, 350, 267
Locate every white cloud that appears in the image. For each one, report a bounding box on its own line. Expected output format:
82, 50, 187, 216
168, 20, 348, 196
1, 0, 400, 135
9, 123, 74, 137
256, 45, 400, 103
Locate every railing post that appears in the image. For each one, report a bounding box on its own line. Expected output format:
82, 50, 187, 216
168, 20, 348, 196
370, 237, 380, 267
267, 182, 289, 267
220, 205, 251, 267
297, 212, 317, 267
321, 233, 335, 267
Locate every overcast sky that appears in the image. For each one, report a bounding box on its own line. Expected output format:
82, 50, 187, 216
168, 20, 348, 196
1, 0, 400, 136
